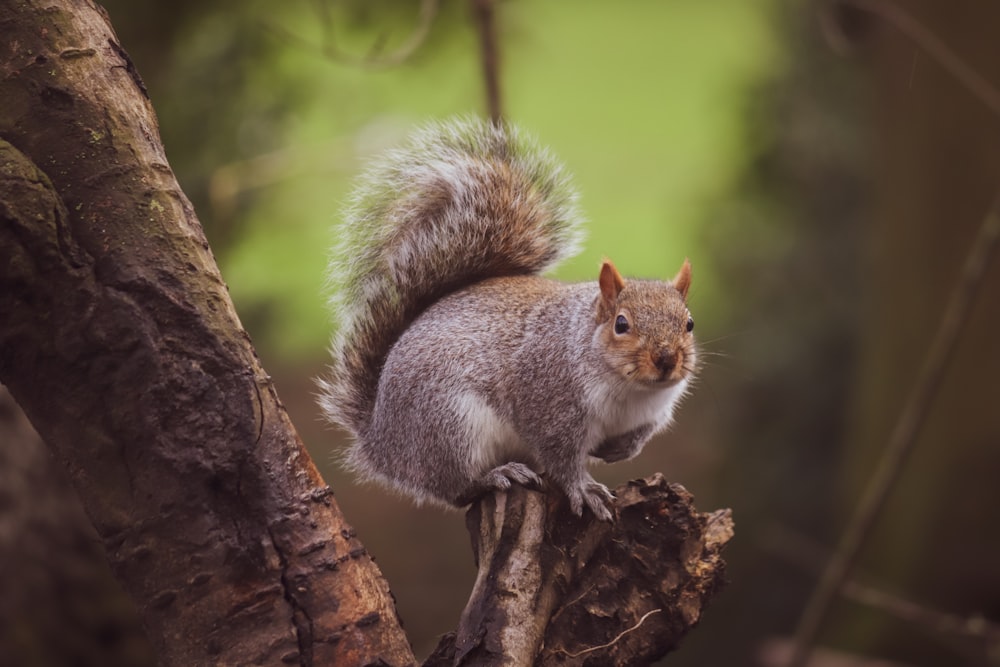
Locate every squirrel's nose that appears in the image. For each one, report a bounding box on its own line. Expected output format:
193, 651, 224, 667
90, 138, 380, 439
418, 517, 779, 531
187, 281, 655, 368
655, 349, 677, 374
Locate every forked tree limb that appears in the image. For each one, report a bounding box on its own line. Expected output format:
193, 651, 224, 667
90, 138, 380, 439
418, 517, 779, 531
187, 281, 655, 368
426, 476, 734, 667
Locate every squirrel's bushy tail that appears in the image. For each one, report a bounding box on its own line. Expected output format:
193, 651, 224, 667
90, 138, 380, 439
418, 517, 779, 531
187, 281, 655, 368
319, 117, 585, 436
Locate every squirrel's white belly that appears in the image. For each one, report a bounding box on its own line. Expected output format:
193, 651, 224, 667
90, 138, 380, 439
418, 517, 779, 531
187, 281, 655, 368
453, 390, 530, 472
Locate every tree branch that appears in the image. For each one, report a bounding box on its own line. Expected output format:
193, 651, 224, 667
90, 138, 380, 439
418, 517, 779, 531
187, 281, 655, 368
426, 476, 734, 666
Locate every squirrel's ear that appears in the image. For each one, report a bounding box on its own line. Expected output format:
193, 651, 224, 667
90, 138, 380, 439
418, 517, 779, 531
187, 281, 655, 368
672, 258, 692, 300
598, 260, 626, 316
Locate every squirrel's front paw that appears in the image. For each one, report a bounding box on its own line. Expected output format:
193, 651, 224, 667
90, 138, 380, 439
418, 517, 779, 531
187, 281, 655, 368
479, 462, 545, 491
567, 481, 615, 522
455, 463, 545, 506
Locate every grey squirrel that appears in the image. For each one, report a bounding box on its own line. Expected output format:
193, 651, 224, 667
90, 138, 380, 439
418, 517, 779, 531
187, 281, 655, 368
318, 118, 696, 521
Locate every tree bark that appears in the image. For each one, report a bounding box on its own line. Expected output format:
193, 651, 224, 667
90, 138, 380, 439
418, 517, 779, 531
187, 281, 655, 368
0, 2, 414, 665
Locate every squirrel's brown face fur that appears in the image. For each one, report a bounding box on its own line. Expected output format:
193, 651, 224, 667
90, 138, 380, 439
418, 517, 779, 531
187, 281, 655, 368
596, 260, 696, 387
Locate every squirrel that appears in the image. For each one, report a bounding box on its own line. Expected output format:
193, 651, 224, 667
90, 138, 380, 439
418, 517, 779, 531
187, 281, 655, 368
318, 117, 696, 521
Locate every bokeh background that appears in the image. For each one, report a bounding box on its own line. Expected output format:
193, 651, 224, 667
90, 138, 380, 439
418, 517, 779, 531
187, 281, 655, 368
2, 0, 999, 665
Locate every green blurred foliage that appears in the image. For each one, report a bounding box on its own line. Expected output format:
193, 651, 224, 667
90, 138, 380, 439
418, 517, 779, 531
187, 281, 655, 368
106, 0, 781, 360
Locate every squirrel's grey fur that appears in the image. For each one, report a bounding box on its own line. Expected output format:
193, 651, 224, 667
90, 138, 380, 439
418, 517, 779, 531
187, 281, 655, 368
319, 117, 695, 520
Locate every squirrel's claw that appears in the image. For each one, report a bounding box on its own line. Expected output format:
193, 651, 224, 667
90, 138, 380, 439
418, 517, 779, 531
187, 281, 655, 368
568, 480, 615, 522
455, 463, 546, 506
480, 462, 545, 491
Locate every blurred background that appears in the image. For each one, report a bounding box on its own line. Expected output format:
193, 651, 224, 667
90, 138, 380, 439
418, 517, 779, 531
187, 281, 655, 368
2, 0, 999, 665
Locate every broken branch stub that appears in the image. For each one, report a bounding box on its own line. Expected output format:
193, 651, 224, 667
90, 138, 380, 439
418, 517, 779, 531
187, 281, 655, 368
425, 474, 733, 666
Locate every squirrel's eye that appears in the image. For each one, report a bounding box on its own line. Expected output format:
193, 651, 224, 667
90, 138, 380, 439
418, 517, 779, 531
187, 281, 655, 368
614, 314, 630, 335
686, 317, 695, 333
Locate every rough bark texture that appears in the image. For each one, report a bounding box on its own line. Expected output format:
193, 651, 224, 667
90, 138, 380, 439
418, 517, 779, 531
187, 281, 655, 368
0, 2, 415, 665
425, 476, 733, 667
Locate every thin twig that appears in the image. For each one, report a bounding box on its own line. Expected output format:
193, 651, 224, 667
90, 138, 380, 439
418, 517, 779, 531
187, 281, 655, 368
787, 190, 1000, 667
560, 609, 663, 658
470, 0, 503, 122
